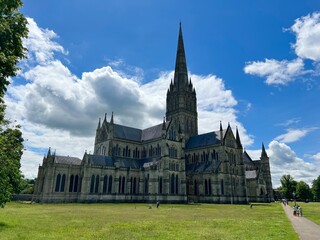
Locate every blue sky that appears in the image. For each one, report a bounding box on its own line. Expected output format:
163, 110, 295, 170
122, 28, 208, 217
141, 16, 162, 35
6, 0, 320, 187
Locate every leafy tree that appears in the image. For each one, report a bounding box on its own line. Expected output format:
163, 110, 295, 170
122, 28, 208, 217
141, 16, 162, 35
0, 0, 28, 207
280, 175, 297, 200
295, 180, 312, 201
0, 0, 28, 100
0, 126, 24, 207
312, 175, 320, 201
19, 178, 36, 194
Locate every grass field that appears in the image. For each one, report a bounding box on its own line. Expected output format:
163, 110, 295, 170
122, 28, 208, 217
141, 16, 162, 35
0, 202, 298, 240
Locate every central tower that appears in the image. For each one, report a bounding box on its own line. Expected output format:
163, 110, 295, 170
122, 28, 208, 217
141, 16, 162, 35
166, 23, 198, 141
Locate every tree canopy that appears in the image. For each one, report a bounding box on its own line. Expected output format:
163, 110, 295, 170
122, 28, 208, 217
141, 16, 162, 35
0, 0, 28, 207
0, 0, 28, 99
280, 174, 297, 200
296, 180, 312, 201
312, 175, 320, 201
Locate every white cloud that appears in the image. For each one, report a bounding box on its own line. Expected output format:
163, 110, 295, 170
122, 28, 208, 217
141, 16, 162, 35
274, 127, 318, 143
6, 18, 254, 179
23, 18, 67, 65
276, 118, 301, 127
268, 140, 318, 187
244, 58, 304, 85
291, 12, 320, 61
244, 11, 320, 85
311, 153, 320, 162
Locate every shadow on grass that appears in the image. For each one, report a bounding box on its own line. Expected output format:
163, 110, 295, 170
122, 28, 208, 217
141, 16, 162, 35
0, 222, 9, 231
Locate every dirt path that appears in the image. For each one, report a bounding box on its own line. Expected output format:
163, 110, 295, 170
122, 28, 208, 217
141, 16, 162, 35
282, 204, 320, 240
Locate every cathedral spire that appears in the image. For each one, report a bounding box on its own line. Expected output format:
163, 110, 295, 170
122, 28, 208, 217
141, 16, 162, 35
261, 143, 268, 158
97, 118, 101, 129
110, 112, 114, 124
47, 147, 51, 157
162, 117, 166, 130
173, 22, 188, 88
236, 126, 242, 149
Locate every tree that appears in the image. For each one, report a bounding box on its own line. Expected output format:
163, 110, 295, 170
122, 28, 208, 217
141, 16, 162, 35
280, 175, 297, 200
0, 126, 24, 207
312, 175, 320, 201
0, 0, 28, 207
296, 181, 312, 201
0, 0, 28, 99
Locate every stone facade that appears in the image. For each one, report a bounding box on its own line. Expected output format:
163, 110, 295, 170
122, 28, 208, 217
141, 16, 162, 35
33, 24, 274, 204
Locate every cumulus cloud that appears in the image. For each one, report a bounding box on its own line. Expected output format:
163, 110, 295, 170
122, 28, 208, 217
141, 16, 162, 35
23, 18, 67, 64
6, 18, 253, 178
244, 11, 320, 85
274, 127, 318, 143
311, 153, 320, 162
268, 140, 317, 187
244, 58, 304, 85
291, 12, 320, 61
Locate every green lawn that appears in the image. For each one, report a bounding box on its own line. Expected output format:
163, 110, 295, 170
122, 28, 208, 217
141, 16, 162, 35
292, 202, 320, 225
0, 202, 298, 240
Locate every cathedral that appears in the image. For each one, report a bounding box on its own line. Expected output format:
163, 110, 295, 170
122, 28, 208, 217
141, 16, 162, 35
33, 24, 273, 204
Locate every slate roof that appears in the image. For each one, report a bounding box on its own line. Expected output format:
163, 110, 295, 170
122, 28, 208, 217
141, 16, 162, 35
186, 162, 214, 173
54, 156, 82, 165
243, 151, 253, 163
186, 131, 222, 149
113, 124, 141, 141
86, 154, 158, 169
87, 155, 114, 166
113, 122, 168, 142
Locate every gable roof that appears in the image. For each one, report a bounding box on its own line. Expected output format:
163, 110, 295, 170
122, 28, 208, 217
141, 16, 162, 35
86, 154, 160, 169
186, 131, 222, 149
54, 156, 82, 165
243, 151, 253, 163
113, 124, 142, 141
113, 121, 170, 142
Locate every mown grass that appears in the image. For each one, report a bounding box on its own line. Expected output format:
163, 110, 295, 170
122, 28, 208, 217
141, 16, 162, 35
0, 202, 298, 240
292, 202, 320, 225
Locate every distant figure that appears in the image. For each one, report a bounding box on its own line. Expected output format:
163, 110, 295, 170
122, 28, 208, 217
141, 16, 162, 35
156, 201, 160, 208
298, 206, 303, 217
250, 204, 253, 208
148, 204, 152, 209
293, 205, 297, 216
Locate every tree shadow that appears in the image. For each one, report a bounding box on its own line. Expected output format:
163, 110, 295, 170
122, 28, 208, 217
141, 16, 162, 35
0, 222, 9, 231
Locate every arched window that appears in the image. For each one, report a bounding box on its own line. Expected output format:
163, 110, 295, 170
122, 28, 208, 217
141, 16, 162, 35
61, 174, 66, 192
95, 175, 99, 193
103, 175, 108, 193
170, 173, 175, 194
221, 179, 224, 195
118, 176, 122, 193
175, 175, 179, 194
194, 179, 198, 196
159, 177, 163, 194
69, 175, 74, 192
205, 179, 208, 195
108, 176, 113, 193
74, 175, 79, 192
208, 179, 212, 195
144, 176, 149, 194
133, 177, 137, 194
90, 175, 95, 193
55, 174, 61, 192
121, 177, 125, 193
